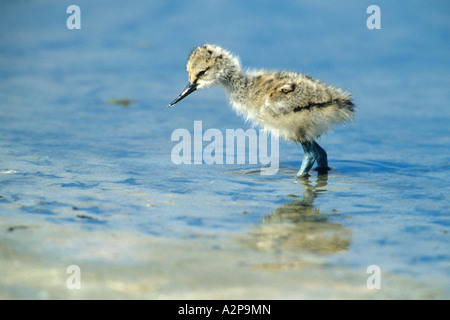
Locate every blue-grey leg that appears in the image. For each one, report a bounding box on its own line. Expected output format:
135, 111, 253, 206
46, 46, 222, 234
297, 142, 316, 177
311, 140, 330, 173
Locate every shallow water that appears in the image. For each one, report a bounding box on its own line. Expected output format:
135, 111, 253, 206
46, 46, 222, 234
0, 0, 449, 299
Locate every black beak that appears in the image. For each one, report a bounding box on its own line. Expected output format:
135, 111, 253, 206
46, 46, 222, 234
167, 83, 197, 107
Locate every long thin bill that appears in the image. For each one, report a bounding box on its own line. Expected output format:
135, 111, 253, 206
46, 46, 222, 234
167, 83, 197, 107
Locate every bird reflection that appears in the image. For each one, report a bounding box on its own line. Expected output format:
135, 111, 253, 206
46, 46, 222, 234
241, 173, 351, 268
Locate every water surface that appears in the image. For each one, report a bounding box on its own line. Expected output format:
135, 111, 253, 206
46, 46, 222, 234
0, 0, 449, 299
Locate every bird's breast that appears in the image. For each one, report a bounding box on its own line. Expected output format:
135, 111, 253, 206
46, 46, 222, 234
230, 100, 260, 125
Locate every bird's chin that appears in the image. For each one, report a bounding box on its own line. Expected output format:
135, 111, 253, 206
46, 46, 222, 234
196, 81, 215, 90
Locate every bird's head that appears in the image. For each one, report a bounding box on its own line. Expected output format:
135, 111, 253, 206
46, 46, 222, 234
168, 44, 240, 107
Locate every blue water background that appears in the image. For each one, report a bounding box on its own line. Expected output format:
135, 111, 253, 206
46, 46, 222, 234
0, 0, 449, 298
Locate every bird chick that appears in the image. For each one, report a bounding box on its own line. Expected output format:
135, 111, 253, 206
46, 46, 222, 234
168, 44, 355, 177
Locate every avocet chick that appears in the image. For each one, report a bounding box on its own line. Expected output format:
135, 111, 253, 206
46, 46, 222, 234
168, 44, 355, 177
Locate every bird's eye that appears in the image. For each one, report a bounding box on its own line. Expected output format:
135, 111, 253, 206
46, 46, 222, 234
196, 67, 210, 78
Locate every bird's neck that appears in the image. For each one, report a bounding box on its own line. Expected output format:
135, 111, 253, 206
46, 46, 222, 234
217, 66, 261, 121
218, 65, 249, 106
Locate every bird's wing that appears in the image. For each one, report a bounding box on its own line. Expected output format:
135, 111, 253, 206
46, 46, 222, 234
262, 77, 324, 117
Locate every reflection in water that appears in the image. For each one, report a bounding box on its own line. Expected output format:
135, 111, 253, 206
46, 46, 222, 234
241, 173, 352, 269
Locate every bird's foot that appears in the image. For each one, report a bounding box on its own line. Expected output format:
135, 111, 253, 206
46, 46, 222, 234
311, 141, 328, 169
297, 142, 316, 178
296, 170, 310, 178
298, 140, 330, 178
316, 166, 331, 175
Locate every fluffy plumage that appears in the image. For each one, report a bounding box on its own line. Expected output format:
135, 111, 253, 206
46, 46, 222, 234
168, 44, 355, 177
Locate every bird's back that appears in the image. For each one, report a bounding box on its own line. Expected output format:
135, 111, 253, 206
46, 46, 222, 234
233, 70, 354, 142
